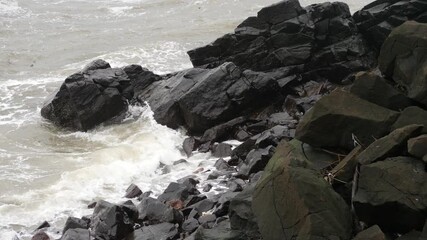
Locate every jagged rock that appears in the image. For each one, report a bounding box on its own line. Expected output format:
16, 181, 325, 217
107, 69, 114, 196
229, 185, 261, 239
352, 225, 387, 240
237, 146, 275, 178
188, 1, 374, 82
184, 199, 215, 218
212, 143, 233, 158
229, 138, 256, 166
31, 232, 49, 240
194, 219, 244, 240
35, 221, 50, 230
61, 229, 91, 240
354, 157, 427, 233
408, 134, 427, 159
379, 21, 427, 107
330, 145, 363, 184
125, 222, 178, 240
137, 63, 283, 134
182, 218, 200, 234
357, 124, 423, 165
158, 182, 199, 203
137, 197, 184, 224
392, 106, 427, 133
213, 191, 239, 217
122, 64, 160, 94
124, 183, 142, 198
255, 125, 291, 148
198, 214, 217, 228
62, 217, 89, 234
203, 184, 212, 192
200, 117, 247, 143
354, 0, 427, 50
90, 200, 135, 240
295, 90, 399, 150
253, 140, 352, 240
183, 137, 199, 157
226, 180, 244, 192
41, 60, 131, 131
350, 71, 413, 111
214, 159, 233, 172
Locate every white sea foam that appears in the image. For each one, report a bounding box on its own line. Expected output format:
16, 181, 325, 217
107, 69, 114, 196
0, 0, 24, 17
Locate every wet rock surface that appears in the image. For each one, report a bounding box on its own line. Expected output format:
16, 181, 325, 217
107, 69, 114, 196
38, 1, 427, 240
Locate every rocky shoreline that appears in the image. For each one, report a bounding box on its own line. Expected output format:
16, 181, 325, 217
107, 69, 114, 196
35, 0, 427, 239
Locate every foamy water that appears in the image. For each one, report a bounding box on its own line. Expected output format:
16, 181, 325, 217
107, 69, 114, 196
0, 0, 373, 239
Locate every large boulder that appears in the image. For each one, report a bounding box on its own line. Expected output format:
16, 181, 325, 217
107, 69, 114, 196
41, 60, 131, 131
90, 200, 136, 240
353, 157, 427, 233
378, 21, 427, 107
354, 0, 427, 50
136, 62, 285, 134
408, 134, 427, 159
350, 71, 413, 111
188, 1, 375, 83
253, 140, 352, 240
295, 90, 399, 150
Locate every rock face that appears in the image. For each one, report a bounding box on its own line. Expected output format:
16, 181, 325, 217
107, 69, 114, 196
408, 134, 427, 159
253, 140, 352, 240
354, 0, 427, 50
136, 63, 283, 134
295, 89, 399, 150
188, 0, 374, 82
90, 200, 135, 240
378, 21, 427, 108
41, 60, 131, 131
350, 71, 413, 111
357, 124, 423, 165
353, 157, 427, 233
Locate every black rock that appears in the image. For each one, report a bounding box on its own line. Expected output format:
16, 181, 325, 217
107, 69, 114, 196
41, 60, 130, 131
193, 219, 244, 240
184, 199, 216, 218
212, 143, 233, 158
124, 183, 143, 199
354, 0, 427, 50
203, 184, 213, 192
35, 221, 50, 231
62, 217, 89, 234
237, 146, 275, 178
122, 64, 161, 94
157, 182, 199, 203
229, 185, 261, 239
137, 197, 184, 224
214, 159, 233, 172
182, 218, 200, 234
82, 59, 110, 73
125, 222, 178, 240
213, 191, 239, 217
183, 137, 200, 157
61, 228, 91, 240
90, 200, 135, 240
198, 214, 217, 228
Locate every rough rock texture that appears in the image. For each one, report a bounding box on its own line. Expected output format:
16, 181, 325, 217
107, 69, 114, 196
357, 124, 423, 165
194, 220, 244, 240
61, 229, 91, 240
378, 21, 427, 107
295, 90, 399, 150
354, 157, 427, 233
352, 225, 386, 240
228, 185, 261, 239
350, 71, 413, 111
392, 106, 427, 133
136, 63, 284, 134
253, 140, 352, 240
90, 200, 135, 240
41, 60, 131, 131
188, 0, 375, 82
137, 197, 184, 224
408, 134, 427, 159
125, 223, 178, 240
354, 0, 427, 50
62, 216, 89, 234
